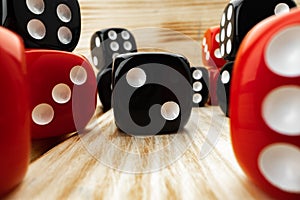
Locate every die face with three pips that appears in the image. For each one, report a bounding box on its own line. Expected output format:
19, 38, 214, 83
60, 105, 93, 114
1, 0, 81, 51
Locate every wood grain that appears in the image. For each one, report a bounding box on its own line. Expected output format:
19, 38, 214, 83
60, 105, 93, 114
4, 0, 300, 199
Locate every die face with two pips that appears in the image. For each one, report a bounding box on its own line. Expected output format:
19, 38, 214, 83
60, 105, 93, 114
112, 52, 193, 136
0, 27, 30, 196
26, 50, 97, 139
231, 9, 300, 199
219, 0, 297, 60
1, 0, 81, 51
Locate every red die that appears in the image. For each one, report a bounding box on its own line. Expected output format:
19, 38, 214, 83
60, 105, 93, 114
207, 67, 220, 106
0, 28, 30, 195
26, 50, 97, 139
202, 26, 227, 69
231, 9, 300, 199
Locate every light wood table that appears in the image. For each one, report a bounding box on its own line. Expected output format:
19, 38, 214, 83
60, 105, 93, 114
5, 0, 299, 199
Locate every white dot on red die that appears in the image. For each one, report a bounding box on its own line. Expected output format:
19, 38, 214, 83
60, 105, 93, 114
265, 26, 300, 77
262, 86, 300, 136
52, 83, 71, 104
70, 66, 88, 85
214, 48, 222, 59
32, 103, 54, 125
215, 33, 220, 43
258, 143, 300, 193
202, 37, 207, 46
161, 101, 180, 121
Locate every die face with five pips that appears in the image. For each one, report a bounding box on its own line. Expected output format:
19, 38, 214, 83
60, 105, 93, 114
1, 0, 81, 51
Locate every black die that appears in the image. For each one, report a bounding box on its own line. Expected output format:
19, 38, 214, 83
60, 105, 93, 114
90, 28, 137, 70
112, 53, 193, 136
217, 62, 233, 117
97, 67, 113, 112
191, 67, 209, 107
1, 0, 81, 51
219, 0, 297, 60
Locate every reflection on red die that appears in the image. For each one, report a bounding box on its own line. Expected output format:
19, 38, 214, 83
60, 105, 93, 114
0, 28, 30, 195
207, 67, 220, 106
26, 50, 97, 139
202, 26, 226, 69
231, 9, 300, 199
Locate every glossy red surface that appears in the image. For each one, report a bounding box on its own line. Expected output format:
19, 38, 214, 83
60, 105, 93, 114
202, 26, 226, 69
231, 9, 300, 200
26, 50, 97, 139
0, 27, 30, 195
207, 67, 220, 106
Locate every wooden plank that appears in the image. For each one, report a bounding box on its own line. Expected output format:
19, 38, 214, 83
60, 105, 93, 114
5, 0, 300, 199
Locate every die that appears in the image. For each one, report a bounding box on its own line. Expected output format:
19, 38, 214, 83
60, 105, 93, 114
91, 28, 137, 111
0, 27, 30, 195
191, 67, 209, 107
112, 52, 193, 136
217, 62, 233, 117
1, 0, 81, 51
231, 8, 300, 199
219, 0, 297, 60
90, 28, 137, 70
202, 26, 226, 69
26, 50, 97, 139
97, 67, 112, 112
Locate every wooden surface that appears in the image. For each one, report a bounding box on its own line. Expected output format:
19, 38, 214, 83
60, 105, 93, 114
4, 0, 299, 199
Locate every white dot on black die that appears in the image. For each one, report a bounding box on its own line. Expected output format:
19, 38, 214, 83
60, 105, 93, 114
56, 4, 72, 23
274, 3, 290, 16
193, 82, 203, 92
121, 31, 131, 40
220, 28, 225, 42
161, 101, 180, 121
193, 93, 202, 104
126, 67, 147, 88
221, 13, 226, 27
27, 19, 46, 40
123, 41, 133, 51
93, 56, 98, 66
57, 26, 72, 44
110, 41, 120, 51
227, 5, 233, 20
227, 22, 232, 37
26, 0, 45, 15
221, 70, 230, 84
108, 30, 117, 40
220, 44, 225, 56
193, 70, 203, 80
95, 37, 101, 47
226, 39, 232, 54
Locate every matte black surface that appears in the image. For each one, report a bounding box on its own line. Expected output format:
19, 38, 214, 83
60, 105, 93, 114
220, 0, 297, 60
112, 52, 193, 136
191, 67, 209, 107
217, 62, 233, 117
90, 28, 137, 70
2, 0, 81, 51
